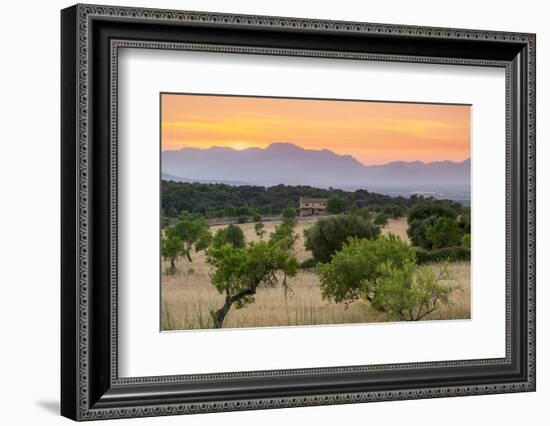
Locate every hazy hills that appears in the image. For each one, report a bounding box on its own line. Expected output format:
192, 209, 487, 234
161, 142, 470, 196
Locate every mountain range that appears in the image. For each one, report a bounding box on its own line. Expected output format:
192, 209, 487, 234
162, 142, 470, 195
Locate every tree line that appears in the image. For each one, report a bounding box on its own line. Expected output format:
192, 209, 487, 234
161, 180, 449, 220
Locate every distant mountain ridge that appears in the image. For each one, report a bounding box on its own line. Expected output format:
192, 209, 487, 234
161, 142, 470, 192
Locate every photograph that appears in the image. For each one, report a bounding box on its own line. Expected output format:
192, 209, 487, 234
160, 94, 472, 330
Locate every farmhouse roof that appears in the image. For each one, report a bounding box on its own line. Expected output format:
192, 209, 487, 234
300, 197, 327, 203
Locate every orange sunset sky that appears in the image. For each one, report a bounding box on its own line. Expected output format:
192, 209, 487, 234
161, 94, 471, 166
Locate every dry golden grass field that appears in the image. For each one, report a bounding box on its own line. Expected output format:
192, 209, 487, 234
161, 217, 471, 330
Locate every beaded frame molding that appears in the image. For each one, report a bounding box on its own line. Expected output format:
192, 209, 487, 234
61, 4, 536, 421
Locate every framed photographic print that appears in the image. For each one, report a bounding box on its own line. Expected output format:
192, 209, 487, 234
61, 4, 536, 421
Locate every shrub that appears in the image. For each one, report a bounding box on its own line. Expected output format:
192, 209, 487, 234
318, 235, 457, 321
165, 217, 211, 262
270, 219, 298, 250
383, 204, 404, 219
458, 209, 471, 234
425, 217, 463, 249
223, 204, 236, 217
282, 207, 297, 220
299, 258, 319, 270
374, 212, 389, 226
461, 233, 471, 249
367, 260, 457, 321
212, 224, 246, 249
407, 216, 437, 249
166, 207, 178, 218
254, 222, 266, 239
407, 201, 461, 223
252, 213, 262, 222
413, 246, 470, 264
317, 234, 414, 303
354, 207, 372, 221
304, 215, 381, 263
406, 201, 464, 249
236, 206, 251, 216
326, 195, 346, 214
237, 215, 248, 224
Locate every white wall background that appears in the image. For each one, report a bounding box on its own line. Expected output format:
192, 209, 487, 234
0, 0, 547, 424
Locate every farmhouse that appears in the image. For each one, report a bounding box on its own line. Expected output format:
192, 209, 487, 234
299, 197, 328, 217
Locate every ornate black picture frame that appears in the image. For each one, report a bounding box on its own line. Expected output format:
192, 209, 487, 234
61, 4, 536, 421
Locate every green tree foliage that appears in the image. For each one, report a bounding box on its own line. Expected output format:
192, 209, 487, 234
252, 213, 262, 222
382, 204, 404, 219
236, 205, 251, 216
270, 218, 298, 250
367, 260, 456, 321
206, 210, 221, 219
282, 207, 297, 220
354, 207, 372, 221
254, 222, 266, 239
161, 234, 183, 272
223, 204, 236, 217
317, 235, 456, 320
407, 216, 437, 249
207, 234, 299, 328
406, 200, 464, 249
414, 246, 470, 264
461, 233, 471, 249
458, 208, 471, 234
299, 258, 318, 270
425, 217, 463, 249
373, 212, 389, 226
304, 215, 381, 264
166, 207, 178, 218
407, 200, 461, 223
165, 217, 211, 262
212, 224, 246, 249
162, 181, 431, 219
317, 235, 414, 303
326, 194, 346, 214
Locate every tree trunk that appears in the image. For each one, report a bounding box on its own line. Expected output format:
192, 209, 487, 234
210, 285, 259, 328
211, 296, 233, 329
170, 257, 176, 270
186, 251, 193, 262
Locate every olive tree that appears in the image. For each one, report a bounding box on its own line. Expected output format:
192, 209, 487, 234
407, 216, 437, 249
212, 224, 246, 249
317, 235, 414, 303
425, 217, 462, 249
282, 207, 297, 220
317, 235, 456, 320
304, 215, 380, 263
254, 222, 266, 239
165, 217, 211, 262
373, 212, 389, 226
207, 238, 298, 328
354, 207, 372, 221
270, 219, 298, 250
382, 204, 404, 219
326, 194, 346, 214
366, 260, 456, 321
161, 234, 183, 273
407, 201, 462, 249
